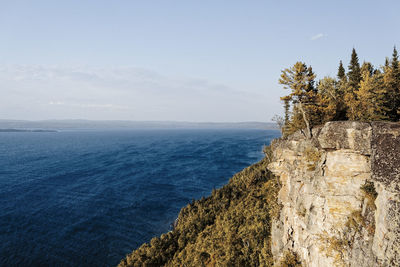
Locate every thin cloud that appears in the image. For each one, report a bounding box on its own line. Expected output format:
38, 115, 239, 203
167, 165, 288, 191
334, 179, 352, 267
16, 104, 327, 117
0, 65, 272, 121
310, 33, 327, 41
49, 101, 130, 110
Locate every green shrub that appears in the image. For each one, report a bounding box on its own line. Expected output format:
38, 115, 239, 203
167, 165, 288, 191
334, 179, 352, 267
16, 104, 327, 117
304, 147, 321, 171
360, 180, 378, 209
279, 250, 302, 267
119, 147, 281, 266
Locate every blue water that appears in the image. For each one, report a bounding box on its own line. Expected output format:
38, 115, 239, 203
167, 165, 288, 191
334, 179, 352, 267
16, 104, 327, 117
0, 129, 279, 266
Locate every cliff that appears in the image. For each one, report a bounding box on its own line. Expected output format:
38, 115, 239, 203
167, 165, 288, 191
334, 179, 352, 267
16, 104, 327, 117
268, 121, 400, 266
119, 121, 400, 267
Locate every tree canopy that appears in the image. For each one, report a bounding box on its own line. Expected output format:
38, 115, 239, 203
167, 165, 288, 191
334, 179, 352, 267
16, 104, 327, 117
279, 47, 400, 137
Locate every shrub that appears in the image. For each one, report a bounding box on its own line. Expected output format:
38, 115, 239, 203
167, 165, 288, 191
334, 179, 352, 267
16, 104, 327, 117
119, 147, 281, 266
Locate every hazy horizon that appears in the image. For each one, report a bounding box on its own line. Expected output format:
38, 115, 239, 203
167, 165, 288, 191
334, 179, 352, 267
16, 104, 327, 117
0, 118, 275, 123
0, 118, 278, 130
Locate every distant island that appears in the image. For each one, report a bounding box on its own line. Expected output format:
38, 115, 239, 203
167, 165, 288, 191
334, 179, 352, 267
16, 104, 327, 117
0, 120, 278, 131
0, 129, 58, 132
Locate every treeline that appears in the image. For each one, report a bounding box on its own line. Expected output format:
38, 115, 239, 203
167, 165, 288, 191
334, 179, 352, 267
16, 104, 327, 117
279, 47, 400, 137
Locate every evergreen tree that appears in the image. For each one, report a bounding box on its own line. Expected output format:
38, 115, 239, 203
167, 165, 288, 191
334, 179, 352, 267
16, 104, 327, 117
361, 62, 374, 77
280, 95, 291, 127
306, 66, 317, 93
353, 69, 388, 121
344, 48, 362, 120
393, 46, 399, 71
279, 62, 310, 101
347, 48, 361, 89
392, 46, 400, 119
336, 61, 348, 119
279, 62, 319, 138
317, 77, 342, 121
277, 47, 399, 132
385, 57, 390, 68
383, 46, 400, 121
337, 60, 346, 80
304, 66, 323, 125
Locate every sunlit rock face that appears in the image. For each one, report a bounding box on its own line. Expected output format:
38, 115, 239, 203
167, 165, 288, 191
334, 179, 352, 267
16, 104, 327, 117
268, 121, 400, 267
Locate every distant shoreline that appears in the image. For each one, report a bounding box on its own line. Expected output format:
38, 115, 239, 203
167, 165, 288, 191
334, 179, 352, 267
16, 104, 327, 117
0, 129, 58, 133
0, 120, 278, 131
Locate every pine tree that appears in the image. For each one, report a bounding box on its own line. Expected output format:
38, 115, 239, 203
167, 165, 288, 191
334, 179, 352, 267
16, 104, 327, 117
344, 48, 362, 120
337, 60, 346, 80
306, 66, 316, 93
304, 66, 322, 125
361, 62, 374, 76
276, 47, 399, 133
393, 46, 399, 71
353, 69, 388, 121
392, 46, 400, 119
279, 62, 319, 138
383, 46, 400, 121
348, 48, 361, 89
280, 95, 291, 126
317, 77, 341, 121
279, 62, 310, 101
384, 57, 390, 69
336, 61, 348, 119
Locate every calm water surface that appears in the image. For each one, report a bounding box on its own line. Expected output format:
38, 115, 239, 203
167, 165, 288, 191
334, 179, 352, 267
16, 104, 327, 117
0, 129, 279, 266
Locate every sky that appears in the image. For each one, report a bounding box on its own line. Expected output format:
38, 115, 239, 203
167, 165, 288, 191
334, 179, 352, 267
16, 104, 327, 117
1, 1, 400, 122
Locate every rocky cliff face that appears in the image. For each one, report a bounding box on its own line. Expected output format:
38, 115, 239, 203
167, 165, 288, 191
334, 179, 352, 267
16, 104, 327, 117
268, 121, 400, 267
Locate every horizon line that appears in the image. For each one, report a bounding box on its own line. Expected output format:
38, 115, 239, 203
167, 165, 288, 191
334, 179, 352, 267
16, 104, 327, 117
0, 119, 276, 124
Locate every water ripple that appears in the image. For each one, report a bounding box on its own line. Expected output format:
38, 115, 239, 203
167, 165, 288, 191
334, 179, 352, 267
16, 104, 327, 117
0, 129, 279, 266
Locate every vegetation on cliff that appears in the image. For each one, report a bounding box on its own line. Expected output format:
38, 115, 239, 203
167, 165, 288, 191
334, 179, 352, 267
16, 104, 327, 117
119, 47, 400, 266
279, 47, 400, 137
119, 149, 281, 266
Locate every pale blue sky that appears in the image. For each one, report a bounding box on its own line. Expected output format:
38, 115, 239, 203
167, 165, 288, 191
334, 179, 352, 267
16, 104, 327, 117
1, 1, 400, 121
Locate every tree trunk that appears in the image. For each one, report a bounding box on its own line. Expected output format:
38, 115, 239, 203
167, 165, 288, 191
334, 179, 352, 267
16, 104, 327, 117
298, 102, 312, 139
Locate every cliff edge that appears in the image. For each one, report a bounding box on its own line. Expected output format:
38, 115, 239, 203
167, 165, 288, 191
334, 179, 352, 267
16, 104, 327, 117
119, 157, 280, 266
119, 121, 400, 266
268, 121, 400, 266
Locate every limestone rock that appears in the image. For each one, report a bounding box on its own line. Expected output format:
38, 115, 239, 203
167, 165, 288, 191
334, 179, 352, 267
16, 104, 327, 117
318, 121, 372, 155
268, 121, 400, 267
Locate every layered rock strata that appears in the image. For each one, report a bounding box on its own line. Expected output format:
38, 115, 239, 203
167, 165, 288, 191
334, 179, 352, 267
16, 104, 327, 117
268, 121, 400, 267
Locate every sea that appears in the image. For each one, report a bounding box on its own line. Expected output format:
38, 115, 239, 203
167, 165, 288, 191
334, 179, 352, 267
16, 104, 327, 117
0, 129, 280, 266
